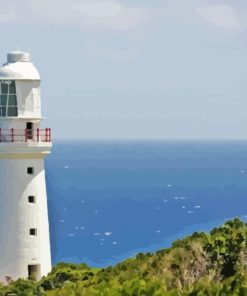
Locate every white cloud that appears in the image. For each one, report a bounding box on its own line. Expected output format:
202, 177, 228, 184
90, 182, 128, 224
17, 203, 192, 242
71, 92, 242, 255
71, 1, 149, 31
0, 0, 150, 32
0, 0, 245, 34
196, 4, 241, 30
0, 4, 16, 23
161, 0, 247, 32
72, 1, 132, 18
163, 0, 202, 23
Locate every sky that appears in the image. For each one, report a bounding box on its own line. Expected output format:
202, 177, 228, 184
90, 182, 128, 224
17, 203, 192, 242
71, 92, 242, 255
0, 0, 247, 139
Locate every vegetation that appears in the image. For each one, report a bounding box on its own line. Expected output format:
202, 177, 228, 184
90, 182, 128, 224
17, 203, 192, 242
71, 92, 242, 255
2, 218, 247, 295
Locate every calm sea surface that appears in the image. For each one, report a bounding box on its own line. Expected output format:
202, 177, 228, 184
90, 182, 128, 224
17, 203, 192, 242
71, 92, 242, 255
46, 140, 247, 267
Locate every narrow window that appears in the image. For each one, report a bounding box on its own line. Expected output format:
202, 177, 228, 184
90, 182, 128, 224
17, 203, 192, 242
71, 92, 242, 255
28, 196, 36, 203
27, 167, 34, 174
29, 228, 37, 236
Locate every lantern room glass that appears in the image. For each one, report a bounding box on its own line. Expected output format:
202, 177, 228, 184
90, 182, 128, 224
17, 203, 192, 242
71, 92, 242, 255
0, 80, 18, 117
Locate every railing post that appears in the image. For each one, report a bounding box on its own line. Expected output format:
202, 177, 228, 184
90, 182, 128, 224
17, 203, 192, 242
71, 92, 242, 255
0, 128, 1, 142
48, 128, 51, 142
37, 128, 40, 142
45, 128, 48, 142
11, 128, 14, 142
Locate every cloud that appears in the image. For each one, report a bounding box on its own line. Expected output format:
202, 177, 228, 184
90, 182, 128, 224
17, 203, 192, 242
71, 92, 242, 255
71, 1, 149, 31
0, 0, 245, 35
0, 4, 16, 23
163, 0, 202, 23
196, 4, 241, 30
162, 0, 246, 32
0, 0, 150, 32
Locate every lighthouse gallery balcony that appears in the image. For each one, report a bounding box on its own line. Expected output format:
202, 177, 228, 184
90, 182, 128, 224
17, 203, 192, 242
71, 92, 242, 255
0, 128, 52, 159
0, 128, 51, 143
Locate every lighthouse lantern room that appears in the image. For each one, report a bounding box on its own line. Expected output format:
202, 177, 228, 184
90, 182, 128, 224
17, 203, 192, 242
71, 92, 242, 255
0, 51, 52, 282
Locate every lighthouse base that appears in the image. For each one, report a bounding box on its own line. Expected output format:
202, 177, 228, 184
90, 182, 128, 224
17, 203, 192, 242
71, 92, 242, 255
0, 157, 52, 282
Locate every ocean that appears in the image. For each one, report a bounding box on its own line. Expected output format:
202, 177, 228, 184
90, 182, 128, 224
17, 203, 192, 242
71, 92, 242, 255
46, 140, 247, 267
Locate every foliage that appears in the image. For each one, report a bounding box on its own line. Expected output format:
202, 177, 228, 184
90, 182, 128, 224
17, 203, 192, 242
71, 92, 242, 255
1, 218, 247, 295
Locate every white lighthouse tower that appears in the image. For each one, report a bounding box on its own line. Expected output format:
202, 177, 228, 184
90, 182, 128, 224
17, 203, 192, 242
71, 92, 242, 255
0, 51, 52, 282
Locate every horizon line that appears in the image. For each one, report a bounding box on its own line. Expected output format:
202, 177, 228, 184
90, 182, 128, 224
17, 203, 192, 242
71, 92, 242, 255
51, 138, 247, 141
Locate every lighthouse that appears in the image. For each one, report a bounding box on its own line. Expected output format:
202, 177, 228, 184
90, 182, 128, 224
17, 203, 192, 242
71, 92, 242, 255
0, 51, 52, 282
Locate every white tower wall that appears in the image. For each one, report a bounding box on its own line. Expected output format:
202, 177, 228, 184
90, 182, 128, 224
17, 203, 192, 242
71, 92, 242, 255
0, 156, 51, 281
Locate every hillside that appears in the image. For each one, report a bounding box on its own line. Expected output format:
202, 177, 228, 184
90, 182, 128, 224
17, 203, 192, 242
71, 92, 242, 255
1, 218, 247, 295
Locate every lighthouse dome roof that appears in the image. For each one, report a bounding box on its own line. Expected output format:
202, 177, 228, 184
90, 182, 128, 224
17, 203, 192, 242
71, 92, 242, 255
0, 51, 40, 80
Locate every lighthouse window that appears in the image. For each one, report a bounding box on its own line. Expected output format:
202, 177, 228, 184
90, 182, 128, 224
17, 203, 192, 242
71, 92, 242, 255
28, 196, 36, 203
27, 167, 34, 174
29, 228, 37, 236
0, 80, 18, 117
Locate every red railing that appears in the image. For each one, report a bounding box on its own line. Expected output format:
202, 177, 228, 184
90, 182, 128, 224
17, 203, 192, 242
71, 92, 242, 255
0, 128, 51, 142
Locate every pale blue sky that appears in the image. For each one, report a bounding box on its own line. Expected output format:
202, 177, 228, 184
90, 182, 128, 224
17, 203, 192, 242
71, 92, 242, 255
1, 0, 247, 139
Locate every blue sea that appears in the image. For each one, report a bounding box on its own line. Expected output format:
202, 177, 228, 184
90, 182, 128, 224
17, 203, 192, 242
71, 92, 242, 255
46, 140, 247, 267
